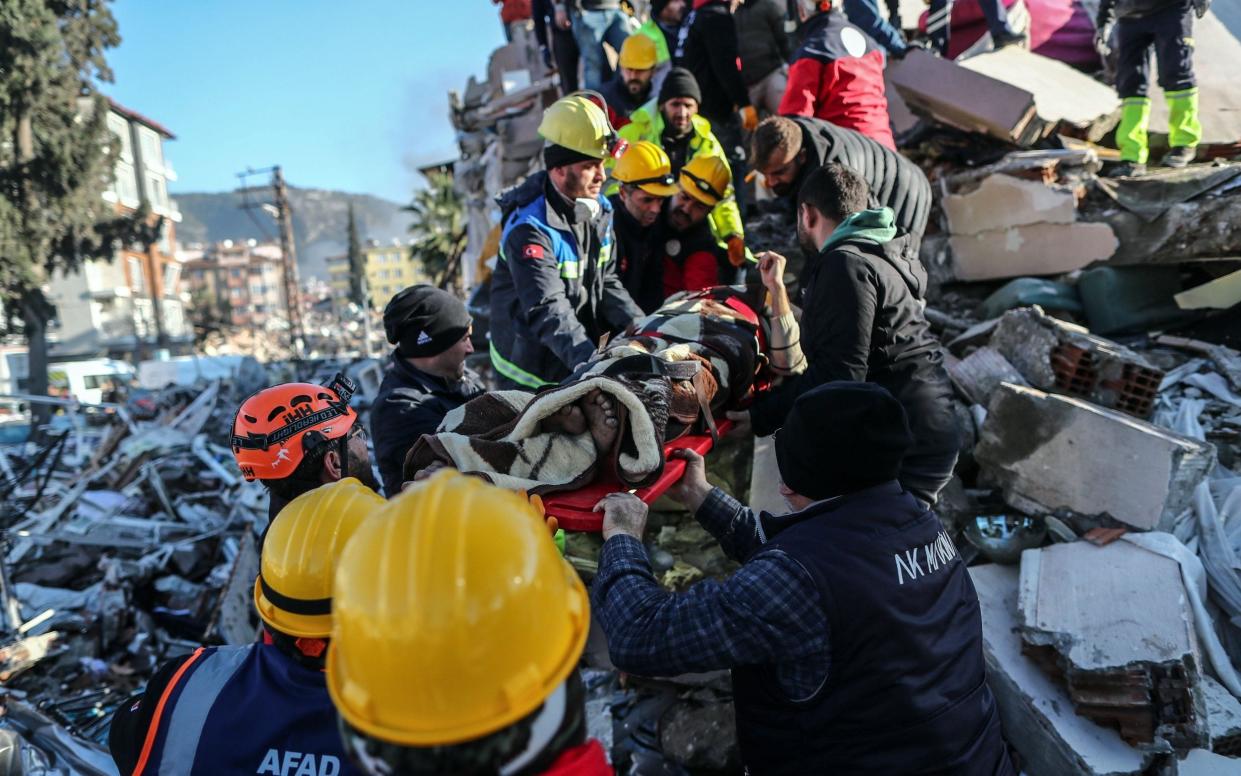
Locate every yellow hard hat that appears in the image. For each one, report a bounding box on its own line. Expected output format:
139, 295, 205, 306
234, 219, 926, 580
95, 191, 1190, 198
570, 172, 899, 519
680, 154, 732, 207
538, 95, 625, 160
613, 141, 680, 197
327, 470, 590, 748
253, 478, 384, 639
618, 33, 658, 70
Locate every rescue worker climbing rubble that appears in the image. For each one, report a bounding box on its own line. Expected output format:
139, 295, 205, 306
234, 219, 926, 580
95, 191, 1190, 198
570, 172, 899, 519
231, 375, 380, 521
327, 470, 610, 775
490, 95, 645, 390
108, 479, 382, 776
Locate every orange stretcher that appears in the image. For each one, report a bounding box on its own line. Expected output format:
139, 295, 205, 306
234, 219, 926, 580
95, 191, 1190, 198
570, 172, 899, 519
542, 418, 736, 532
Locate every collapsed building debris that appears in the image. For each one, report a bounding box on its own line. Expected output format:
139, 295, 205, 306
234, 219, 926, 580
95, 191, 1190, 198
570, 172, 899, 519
1017, 540, 1208, 749
976, 383, 1215, 531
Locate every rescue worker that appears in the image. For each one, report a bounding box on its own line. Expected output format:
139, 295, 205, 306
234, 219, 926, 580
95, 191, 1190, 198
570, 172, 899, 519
490, 95, 644, 389
618, 68, 747, 266
597, 34, 658, 125
109, 479, 382, 776
744, 163, 959, 507
736, 0, 792, 116
635, 0, 686, 94
657, 154, 741, 299
609, 141, 681, 313
780, 0, 896, 150
370, 285, 485, 497
326, 471, 610, 775
591, 382, 1016, 775
1097, 0, 1203, 174
750, 114, 932, 240
232, 375, 379, 520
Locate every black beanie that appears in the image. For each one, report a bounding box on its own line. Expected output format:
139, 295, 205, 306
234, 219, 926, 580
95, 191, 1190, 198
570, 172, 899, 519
383, 285, 471, 358
544, 143, 599, 170
774, 382, 912, 501
659, 67, 702, 106
651, 0, 674, 17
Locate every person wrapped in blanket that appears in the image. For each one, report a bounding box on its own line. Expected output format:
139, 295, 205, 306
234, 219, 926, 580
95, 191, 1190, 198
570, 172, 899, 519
403, 285, 802, 494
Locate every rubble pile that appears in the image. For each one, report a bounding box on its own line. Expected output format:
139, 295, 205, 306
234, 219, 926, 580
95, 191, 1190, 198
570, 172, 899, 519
0, 379, 272, 769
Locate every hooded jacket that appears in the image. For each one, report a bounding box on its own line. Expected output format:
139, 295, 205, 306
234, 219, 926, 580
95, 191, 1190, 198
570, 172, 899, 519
788, 116, 932, 239
491, 172, 643, 389
750, 208, 959, 464
780, 12, 895, 150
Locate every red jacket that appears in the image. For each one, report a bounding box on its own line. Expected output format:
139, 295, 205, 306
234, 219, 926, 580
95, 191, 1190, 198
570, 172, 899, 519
779, 12, 895, 150
495, 0, 532, 24
544, 740, 612, 775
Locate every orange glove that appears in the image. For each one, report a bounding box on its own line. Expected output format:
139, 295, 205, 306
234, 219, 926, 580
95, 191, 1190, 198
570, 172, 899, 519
726, 235, 747, 268
740, 105, 759, 132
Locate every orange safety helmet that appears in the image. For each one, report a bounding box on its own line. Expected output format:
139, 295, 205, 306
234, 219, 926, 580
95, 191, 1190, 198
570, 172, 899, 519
231, 374, 358, 482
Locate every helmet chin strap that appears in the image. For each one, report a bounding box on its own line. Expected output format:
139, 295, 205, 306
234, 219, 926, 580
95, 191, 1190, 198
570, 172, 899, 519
499, 682, 568, 776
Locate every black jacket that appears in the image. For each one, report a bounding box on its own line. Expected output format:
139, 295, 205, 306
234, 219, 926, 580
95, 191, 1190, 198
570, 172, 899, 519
491, 172, 643, 388
370, 354, 485, 496
791, 116, 932, 239
609, 193, 665, 314
675, 1, 751, 125
598, 73, 651, 120
1098, 0, 1190, 21
736, 0, 791, 86
751, 233, 959, 463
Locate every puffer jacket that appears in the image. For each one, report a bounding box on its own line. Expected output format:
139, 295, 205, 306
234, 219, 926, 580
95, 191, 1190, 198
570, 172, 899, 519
790, 116, 932, 239
736, 0, 791, 86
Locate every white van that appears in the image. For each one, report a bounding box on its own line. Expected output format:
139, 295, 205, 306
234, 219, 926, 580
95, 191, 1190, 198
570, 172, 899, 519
48, 358, 135, 404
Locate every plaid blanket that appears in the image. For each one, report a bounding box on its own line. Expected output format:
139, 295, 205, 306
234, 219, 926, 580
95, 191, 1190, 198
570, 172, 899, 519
403, 286, 765, 494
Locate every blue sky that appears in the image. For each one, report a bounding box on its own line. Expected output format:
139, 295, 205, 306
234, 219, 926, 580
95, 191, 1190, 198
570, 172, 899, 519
106, 1, 506, 204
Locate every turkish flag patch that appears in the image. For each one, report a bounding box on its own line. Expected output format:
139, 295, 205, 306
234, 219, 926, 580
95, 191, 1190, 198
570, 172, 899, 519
523, 244, 545, 260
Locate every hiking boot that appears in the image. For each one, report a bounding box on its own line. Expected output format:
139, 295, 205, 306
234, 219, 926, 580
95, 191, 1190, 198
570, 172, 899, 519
1161, 146, 1196, 168
1107, 161, 1146, 178
991, 30, 1026, 49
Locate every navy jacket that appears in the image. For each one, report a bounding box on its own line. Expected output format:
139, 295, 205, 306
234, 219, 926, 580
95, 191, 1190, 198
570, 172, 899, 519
491, 172, 642, 388
733, 483, 1014, 774
110, 642, 359, 776
370, 354, 484, 496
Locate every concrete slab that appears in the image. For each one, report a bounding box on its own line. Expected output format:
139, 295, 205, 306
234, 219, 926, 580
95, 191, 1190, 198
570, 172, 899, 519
949, 221, 1118, 281
1175, 269, 1241, 311
975, 384, 1216, 531
944, 174, 1079, 235
1202, 675, 1241, 756
1177, 748, 1241, 775
947, 346, 1029, 405
970, 563, 1151, 776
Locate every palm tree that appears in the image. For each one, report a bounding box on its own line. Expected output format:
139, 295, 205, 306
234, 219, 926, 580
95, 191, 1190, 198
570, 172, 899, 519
405, 171, 467, 292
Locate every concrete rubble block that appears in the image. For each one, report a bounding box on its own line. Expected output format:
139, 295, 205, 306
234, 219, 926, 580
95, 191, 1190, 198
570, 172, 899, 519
888, 48, 1119, 146
1177, 748, 1241, 775
970, 564, 1154, 776
989, 306, 1165, 419
1175, 269, 1241, 312
946, 346, 1028, 405
975, 383, 1215, 532
1202, 675, 1241, 756
949, 221, 1118, 282
1017, 541, 1209, 750
943, 173, 1079, 236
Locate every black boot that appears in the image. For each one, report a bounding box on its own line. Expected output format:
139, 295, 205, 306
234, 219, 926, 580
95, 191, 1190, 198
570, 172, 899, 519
1160, 146, 1196, 168
1106, 161, 1147, 178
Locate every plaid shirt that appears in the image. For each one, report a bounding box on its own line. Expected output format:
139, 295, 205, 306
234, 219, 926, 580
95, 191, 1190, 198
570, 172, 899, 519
591, 488, 831, 701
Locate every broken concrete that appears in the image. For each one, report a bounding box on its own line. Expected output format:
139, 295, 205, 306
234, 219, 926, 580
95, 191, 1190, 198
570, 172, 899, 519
1018, 541, 1208, 749
889, 47, 1119, 146
1175, 269, 1241, 311
1178, 748, 1241, 775
946, 346, 1028, 405
990, 306, 1165, 419
975, 384, 1215, 531
970, 564, 1153, 776
1202, 675, 1241, 756
943, 173, 1079, 235
949, 222, 1118, 281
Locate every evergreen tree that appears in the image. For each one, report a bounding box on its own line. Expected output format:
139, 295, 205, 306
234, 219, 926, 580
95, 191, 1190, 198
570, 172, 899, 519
405, 171, 466, 292
0, 0, 156, 416
346, 203, 367, 308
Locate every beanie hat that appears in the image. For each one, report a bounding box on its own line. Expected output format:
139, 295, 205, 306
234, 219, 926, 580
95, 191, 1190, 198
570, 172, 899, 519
774, 382, 912, 501
383, 285, 471, 358
544, 143, 599, 170
651, 0, 674, 16
659, 67, 702, 106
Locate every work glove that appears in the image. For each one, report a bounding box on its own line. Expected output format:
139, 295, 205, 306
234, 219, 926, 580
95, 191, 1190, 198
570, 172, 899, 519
540, 45, 554, 70
726, 235, 747, 268
740, 105, 759, 132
